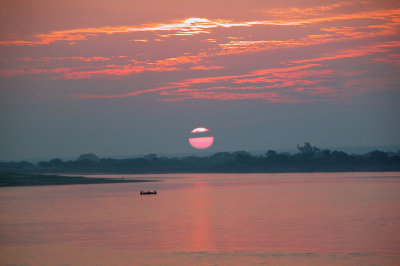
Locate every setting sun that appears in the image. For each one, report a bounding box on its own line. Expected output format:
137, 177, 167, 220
189, 127, 214, 149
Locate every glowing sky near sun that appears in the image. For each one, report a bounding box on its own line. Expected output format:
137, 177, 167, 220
0, 0, 399, 160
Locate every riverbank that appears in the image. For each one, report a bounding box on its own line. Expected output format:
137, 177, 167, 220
0, 173, 157, 187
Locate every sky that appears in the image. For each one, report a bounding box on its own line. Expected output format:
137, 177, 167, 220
0, 0, 399, 161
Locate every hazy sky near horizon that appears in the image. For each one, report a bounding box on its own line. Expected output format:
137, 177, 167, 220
0, 0, 399, 160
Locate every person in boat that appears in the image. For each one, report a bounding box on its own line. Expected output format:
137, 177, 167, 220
140, 190, 157, 194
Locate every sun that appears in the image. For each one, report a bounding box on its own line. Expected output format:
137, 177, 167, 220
189, 127, 214, 149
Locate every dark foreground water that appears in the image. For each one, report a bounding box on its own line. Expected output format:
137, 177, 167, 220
1, 172, 400, 265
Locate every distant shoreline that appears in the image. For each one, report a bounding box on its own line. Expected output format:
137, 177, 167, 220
2, 144, 399, 173
0, 173, 158, 187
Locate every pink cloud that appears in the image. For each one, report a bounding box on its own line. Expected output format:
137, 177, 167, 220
289, 42, 400, 64
17, 56, 112, 62
1, 0, 399, 105
69, 63, 339, 102
1, 4, 398, 47
190, 65, 225, 71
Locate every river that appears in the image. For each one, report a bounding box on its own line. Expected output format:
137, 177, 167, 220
1, 172, 400, 265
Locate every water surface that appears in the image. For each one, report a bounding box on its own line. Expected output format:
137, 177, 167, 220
1, 172, 400, 265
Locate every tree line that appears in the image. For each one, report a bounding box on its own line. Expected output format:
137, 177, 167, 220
1, 143, 400, 173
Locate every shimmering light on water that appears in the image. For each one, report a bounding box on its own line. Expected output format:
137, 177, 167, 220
1, 172, 400, 265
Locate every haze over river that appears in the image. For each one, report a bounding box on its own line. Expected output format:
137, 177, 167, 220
1, 172, 400, 265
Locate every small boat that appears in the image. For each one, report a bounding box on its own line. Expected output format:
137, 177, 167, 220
140, 190, 157, 195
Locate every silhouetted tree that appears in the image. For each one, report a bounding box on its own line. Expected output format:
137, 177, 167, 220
368, 150, 389, 162
2, 145, 399, 173
49, 158, 63, 168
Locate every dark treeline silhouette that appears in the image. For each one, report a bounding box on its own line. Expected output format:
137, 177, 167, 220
1, 143, 400, 173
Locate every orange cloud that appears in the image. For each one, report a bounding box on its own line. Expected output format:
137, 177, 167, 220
260, 1, 353, 18
17, 56, 112, 62
67, 51, 398, 102
1, 2, 399, 84
131, 39, 149, 43
290, 42, 400, 64
61, 65, 180, 79
374, 53, 400, 65
190, 65, 225, 70
154, 55, 203, 67
0, 64, 180, 79
3, 51, 224, 79
0, 26, 132, 46
69, 63, 338, 102
217, 20, 399, 57
2, 5, 399, 46
0, 18, 274, 46
1, 1, 399, 104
